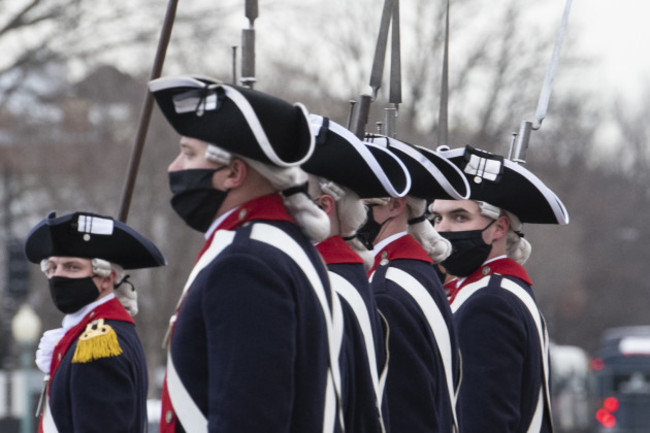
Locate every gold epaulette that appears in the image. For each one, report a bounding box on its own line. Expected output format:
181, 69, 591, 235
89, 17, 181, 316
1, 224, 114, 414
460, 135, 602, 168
72, 318, 123, 363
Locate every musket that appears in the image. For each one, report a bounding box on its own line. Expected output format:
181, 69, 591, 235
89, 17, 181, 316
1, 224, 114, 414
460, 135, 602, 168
384, 0, 401, 138
352, 0, 396, 139
508, 0, 573, 164
118, 0, 179, 222
240, 0, 258, 88
438, 0, 450, 149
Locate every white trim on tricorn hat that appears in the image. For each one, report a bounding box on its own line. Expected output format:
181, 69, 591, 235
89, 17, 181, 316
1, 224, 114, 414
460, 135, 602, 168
364, 134, 470, 200
438, 145, 569, 225
24, 212, 167, 269
302, 115, 411, 198
149, 75, 314, 168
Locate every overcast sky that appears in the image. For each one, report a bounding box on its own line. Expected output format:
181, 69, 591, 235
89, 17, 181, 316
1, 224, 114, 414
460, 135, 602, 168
569, 1, 650, 106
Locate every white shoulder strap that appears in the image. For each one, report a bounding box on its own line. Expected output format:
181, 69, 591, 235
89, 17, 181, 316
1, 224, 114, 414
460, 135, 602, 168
330, 272, 387, 432
385, 267, 459, 433
251, 223, 345, 433
163, 230, 236, 348
41, 393, 59, 433
449, 277, 489, 313
166, 230, 236, 433
167, 351, 208, 432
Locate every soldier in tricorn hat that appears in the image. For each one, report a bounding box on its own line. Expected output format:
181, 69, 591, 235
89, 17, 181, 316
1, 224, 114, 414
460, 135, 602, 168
358, 134, 470, 433
302, 114, 411, 433
430, 145, 570, 433
25, 211, 166, 433
149, 76, 340, 433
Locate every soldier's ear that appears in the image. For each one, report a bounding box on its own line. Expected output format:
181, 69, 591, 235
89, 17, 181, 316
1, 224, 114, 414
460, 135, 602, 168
95, 272, 116, 295
222, 158, 248, 189
388, 197, 407, 215
316, 194, 336, 216
493, 214, 510, 240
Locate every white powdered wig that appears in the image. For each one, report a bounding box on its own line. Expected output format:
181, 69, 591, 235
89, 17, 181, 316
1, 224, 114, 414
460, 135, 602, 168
407, 197, 452, 263
310, 175, 374, 268
476, 201, 532, 265
245, 157, 330, 242
322, 179, 375, 269
503, 210, 532, 265
96, 259, 140, 316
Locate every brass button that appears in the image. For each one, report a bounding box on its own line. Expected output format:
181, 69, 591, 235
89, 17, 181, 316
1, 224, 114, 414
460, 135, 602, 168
481, 266, 491, 275
239, 209, 248, 220
165, 410, 174, 423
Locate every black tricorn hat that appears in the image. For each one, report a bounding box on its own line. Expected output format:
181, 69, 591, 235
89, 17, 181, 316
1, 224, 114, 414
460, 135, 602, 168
364, 134, 470, 201
439, 145, 569, 224
24, 212, 167, 269
149, 75, 314, 167
302, 115, 411, 198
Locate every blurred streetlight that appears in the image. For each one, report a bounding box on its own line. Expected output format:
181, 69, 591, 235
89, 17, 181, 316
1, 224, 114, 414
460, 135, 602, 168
11, 304, 41, 433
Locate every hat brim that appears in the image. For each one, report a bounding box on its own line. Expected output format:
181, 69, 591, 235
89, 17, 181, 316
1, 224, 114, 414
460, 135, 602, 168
149, 76, 314, 167
439, 146, 569, 225
24, 212, 167, 269
365, 135, 470, 200
302, 116, 410, 198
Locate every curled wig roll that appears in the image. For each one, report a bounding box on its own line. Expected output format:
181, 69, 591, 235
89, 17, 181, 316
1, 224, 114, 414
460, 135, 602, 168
503, 210, 532, 265
311, 176, 374, 269
475, 200, 531, 265
245, 158, 331, 242
406, 197, 451, 263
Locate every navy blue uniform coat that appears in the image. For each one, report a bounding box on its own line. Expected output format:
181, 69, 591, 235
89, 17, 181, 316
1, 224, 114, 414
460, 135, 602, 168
370, 234, 460, 433
162, 195, 339, 433
46, 298, 147, 433
449, 258, 552, 433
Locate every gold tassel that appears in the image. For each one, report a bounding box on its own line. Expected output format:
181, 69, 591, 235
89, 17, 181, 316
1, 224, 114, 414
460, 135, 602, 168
72, 319, 123, 363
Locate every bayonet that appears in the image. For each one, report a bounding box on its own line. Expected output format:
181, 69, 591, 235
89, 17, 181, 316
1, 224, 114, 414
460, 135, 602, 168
352, 0, 400, 139
510, 0, 573, 164
385, 0, 401, 138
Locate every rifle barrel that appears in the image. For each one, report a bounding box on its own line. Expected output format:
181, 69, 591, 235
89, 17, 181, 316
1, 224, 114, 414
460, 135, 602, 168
118, 0, 179, 222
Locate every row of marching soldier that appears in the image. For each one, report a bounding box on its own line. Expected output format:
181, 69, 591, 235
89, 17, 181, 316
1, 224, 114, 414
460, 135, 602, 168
23, 74, 568, 433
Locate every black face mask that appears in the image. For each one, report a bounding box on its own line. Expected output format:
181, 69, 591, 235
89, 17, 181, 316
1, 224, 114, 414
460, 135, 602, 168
169, 168, 229, 233
438, 220, 495, 277
48, 276, 100, 314
355, 205, 392, 251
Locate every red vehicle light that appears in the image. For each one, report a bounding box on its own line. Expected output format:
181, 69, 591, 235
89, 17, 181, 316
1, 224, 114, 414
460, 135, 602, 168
592, 358, 605, 370
602, 412, 616, 428
603, 397, 619, 412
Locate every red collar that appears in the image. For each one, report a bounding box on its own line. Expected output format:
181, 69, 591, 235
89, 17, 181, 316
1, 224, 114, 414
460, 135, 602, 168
317, 236, 364, 265
50, 298, 133, 379
445, 257, 532, 303
198, 194, 295, 261
368, 234, 432, 275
